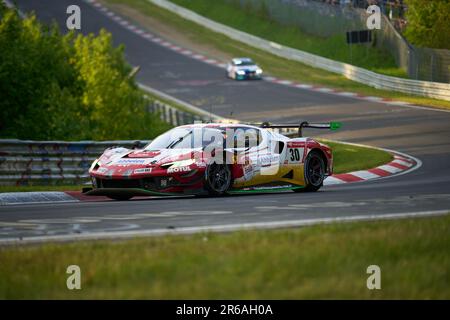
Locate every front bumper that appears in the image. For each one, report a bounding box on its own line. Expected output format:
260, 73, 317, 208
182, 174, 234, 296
83, 187, 200, 197
236, 72, 262, 80
88, 167, 206, 196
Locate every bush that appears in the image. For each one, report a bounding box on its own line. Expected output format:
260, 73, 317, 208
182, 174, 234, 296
0, 4, 170, 140
404, 0, 450, 50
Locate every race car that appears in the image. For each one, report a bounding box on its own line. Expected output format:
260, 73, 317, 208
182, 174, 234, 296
226, 58, 263, 80
84, 121, 340, 200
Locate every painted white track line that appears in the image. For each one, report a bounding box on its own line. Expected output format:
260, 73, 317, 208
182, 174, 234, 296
0, 210, 448, 245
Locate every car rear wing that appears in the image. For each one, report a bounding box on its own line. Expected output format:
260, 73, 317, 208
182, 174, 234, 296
259, 121, 341, 137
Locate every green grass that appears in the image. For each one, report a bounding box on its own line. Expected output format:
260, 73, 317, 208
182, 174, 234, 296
322, 140, 393, 174
1, 214, 449, 299
170, 0, 404, 77
0, 141, 392, 192
103, 0, 450, 109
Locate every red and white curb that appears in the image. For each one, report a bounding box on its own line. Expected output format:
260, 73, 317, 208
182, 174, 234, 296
84, 0, 450, 113
325, 149, 421, 186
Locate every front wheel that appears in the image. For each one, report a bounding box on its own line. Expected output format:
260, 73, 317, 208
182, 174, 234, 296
295, 151, 325, 192
204, 163, 232, 196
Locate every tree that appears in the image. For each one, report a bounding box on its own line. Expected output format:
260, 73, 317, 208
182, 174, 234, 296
404, 0, 450, 49
0, 3, 169, 140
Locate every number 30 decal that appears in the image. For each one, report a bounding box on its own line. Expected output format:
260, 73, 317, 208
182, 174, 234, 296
288, 148, 304, 163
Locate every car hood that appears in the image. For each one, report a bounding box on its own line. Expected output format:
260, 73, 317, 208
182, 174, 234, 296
98, 147, 202, 168
235, 65, 260, 72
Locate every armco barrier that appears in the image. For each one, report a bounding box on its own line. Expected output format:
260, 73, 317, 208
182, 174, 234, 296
149, 0, 450, 101
0, 140, 149, 186
140, 83, 224, 121
149, 100, 206, 126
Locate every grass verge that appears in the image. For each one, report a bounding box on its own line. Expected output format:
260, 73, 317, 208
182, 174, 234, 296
170, 0, 403, 77
102, 0, 450, 110
1, 214, 449, 299
0, 141, 393, 192
322, 140, 393, 174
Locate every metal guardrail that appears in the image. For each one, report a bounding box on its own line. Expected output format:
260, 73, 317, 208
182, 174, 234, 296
150, 0, 450, 101
140, 83, 225, 121
148, 99, 208, 126
142, 84, 223, 126
0, 140, 151, 186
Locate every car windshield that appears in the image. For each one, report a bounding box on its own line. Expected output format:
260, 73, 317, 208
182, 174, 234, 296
233, 59, 255, 66
144, 127, 225, 150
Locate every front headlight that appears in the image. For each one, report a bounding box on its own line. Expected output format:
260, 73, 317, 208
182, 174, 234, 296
89, 159, 101, 171
256, 68, 263, 74
236, 70, 245, 75
165, 158, 196, 168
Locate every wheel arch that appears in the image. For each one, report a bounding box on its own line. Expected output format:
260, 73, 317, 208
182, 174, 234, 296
307, 148, 329, 175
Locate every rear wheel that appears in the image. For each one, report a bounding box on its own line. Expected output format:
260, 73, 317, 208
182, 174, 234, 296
204, 163, 232, 196
295, 151, 325, 192
107, 195, 133, 201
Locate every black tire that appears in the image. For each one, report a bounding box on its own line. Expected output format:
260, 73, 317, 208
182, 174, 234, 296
107, 195, 133, 201
295, 151, 325, 192
204, 163, 232, 196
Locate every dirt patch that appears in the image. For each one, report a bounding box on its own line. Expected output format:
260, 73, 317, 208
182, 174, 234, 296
99, 1, 232, 62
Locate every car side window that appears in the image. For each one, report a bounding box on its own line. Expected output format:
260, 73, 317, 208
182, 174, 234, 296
231, 127, 263, 149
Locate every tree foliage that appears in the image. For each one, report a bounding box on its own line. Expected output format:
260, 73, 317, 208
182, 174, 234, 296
404, 0, 450, 49
0, 4, 169, 140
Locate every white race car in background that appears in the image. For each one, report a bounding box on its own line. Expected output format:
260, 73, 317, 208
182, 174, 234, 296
226, 58, 263, 80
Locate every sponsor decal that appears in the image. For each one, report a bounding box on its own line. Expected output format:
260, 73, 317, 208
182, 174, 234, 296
134, 168, 153, 174
167, 166, 191, 173
123, 169, 133, 176
287, 141, 305, 148
259, 154, 279, 167
114, 158, 147, 166
243, 162, 254, 180
96, 167, 108, 174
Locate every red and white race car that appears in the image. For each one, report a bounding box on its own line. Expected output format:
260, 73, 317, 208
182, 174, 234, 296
85, 122, 339, 200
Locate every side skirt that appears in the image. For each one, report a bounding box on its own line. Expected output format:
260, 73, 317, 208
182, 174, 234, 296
228, 184, 304, 194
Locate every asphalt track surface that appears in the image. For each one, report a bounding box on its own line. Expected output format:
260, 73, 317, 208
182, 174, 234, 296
2, 0, 450, 241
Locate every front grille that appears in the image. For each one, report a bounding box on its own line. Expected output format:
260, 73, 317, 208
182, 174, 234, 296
96, 176, 201, 190
99, 178, 142, 189
97, 177, 171, 190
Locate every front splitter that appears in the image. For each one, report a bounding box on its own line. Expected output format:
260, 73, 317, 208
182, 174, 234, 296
84, 188, 182, 197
